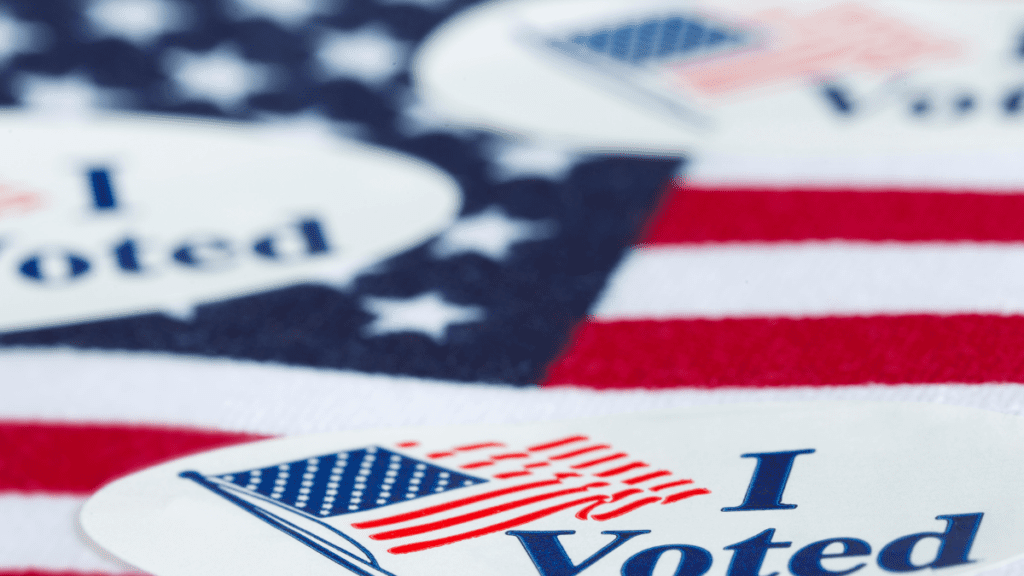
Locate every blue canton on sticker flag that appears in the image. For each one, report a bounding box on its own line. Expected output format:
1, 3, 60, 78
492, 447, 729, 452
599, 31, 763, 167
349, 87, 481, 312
214, 447, 486, 517
563, 16, 751, 66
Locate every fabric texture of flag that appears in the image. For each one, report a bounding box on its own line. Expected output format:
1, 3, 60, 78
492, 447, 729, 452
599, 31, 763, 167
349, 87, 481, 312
3, 1, 1024, 576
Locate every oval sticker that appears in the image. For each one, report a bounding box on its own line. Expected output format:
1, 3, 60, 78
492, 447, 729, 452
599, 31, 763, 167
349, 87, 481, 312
82, 403, 1024, 576
414, 0, 1024, 157
0, 113, 460, 331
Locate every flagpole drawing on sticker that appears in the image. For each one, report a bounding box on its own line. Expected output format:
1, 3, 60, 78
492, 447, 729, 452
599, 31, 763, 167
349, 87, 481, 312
180, 438, 709, 574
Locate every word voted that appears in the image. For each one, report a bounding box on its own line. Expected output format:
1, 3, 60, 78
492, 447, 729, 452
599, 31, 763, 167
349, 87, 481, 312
508, 516, 981, 576
510, 451, 981, 576
9, 168, 331, 287
821, 83, 1024, 120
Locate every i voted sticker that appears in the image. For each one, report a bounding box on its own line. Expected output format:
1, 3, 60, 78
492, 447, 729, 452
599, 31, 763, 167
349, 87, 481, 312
0, 113, 460, 331
414, 0, 1024, 156
83, 403, 1024, 576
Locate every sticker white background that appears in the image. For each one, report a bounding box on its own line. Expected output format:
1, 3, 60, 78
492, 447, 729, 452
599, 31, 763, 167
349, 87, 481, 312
82, 402, 1024, 576
0, 112, 461, 332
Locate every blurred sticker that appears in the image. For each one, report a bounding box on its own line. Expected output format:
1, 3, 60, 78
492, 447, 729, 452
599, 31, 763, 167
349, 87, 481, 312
0, 113, 460, 331
414, 0, 1024, 157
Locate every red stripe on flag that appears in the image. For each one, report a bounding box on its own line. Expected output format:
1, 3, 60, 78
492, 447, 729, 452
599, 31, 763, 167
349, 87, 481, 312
623, 471, 671, 485
454, 442, 505, 451
662, 488, 712, 504
642, 186, 1024, 244
352, 480, 563, 529
542, 315, 1024, 388
494, 471, 532, 479
527, 435, 588, 452
594, 462, 647, 477
571, 453, 626, 469
651, 479, 694, 491
368, 484, 607, 541
591, 496, 661, 520
387, 495, 606, 555
549, 445, 610, 460
0, 422, 266, 494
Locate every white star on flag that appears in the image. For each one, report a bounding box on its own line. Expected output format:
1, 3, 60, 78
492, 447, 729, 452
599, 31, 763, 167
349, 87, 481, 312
314, 26, 407, 86
224, 0, 334, 27
13, 73, 132, 114
162, 43, 276, 112
485, 138, 579, 181
432, 206, 556, 261
362, 292, 484, 342
377, 0, 452, 8
0, 10, 49, 66
84, 0, 193, 45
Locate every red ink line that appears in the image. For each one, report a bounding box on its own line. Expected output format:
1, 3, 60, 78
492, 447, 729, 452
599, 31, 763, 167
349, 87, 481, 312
650, 479, 694, 492
623, 471, 671, 485
396, 441, 419, 448
592, 497, 661, 521
595, 462, 647, 477
527, 435, 589, 452
662, 488, 711, 504
524, 462, 550, 469
490, 452, 530, 460
351, 480, 562, 528
455, 442, 506, 451
427, 451, 455, 459
554, 472, 581, 478
574, 499, 606, 520
611, 488, 644, 499
387, 495, 607, 554
461, 461, 494, 469
574, 488, 642, 520
572, 453, 626, 469
549, 444, 610, 460
494, 471, 532, 479
370, 483, 609, 540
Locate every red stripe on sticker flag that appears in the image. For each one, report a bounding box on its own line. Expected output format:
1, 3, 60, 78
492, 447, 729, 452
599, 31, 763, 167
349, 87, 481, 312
542, 315, 1024, 388
0, 422, 266, 493
642, 186, 1024, 244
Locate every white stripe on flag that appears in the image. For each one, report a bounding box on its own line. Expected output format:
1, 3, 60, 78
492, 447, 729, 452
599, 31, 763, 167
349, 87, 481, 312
593, 243, 1024, 320
7, 351, 1024, 426
0, 494, 135, 573
688, 150, 1024, 188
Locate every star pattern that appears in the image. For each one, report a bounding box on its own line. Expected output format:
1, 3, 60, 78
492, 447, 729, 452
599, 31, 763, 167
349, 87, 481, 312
224, 0, 333, 27
362, 292, 485, 343
432, 206, 557, 261
377, 0, 453, 8
162, 43, 276, 112
13, 73, 132, 114
0, 0, 684, 384
485, 138, 580, 181
0, 11, 48, 66
84, 0, 192, 45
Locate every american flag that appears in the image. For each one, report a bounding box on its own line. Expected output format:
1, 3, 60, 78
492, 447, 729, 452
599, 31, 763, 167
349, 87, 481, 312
184, 434, 706, 564
3, 2, 1024, 576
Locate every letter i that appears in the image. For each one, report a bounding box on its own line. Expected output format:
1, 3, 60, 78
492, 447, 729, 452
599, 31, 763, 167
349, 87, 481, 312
723, 450, 815, 512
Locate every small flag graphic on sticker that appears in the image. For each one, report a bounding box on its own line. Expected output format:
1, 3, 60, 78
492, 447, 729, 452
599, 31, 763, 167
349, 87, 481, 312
181, 435, 708, 574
